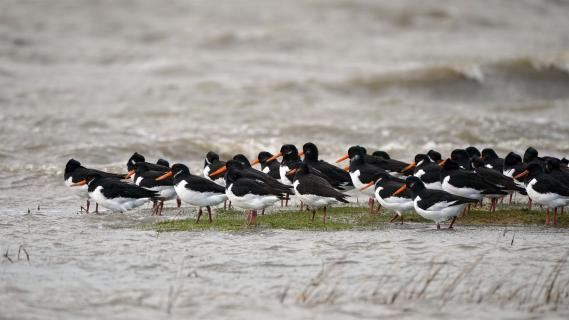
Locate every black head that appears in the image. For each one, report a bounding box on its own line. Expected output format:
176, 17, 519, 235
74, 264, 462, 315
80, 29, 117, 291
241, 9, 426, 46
441, 158, 461, 171
504, 152, 522, 166
233, 154, 251, 167
171, 163, 190, 176
295, 162, 312, 176
372, 150, 390, 159
156, 158, 170, 167
525, 162, 544, 176
561, 158, 569, 166
302, 142, 319, 161
427, 150, 442, 163
225, 163, 245, 184
481, 148, 499, 160
347, 145, 367, 159
405, 176, 425, 193
280, 144, 299, 158
523, 147, 539, 163
127, 152, 145, 171
465, 146, 481, 159
206, 151, 220, 164
451, 149, 470, 161
258, 151, 274, 164
225, 159, 245, 171
135, 162, 151, 174
414, 154, 431, 166
65, 159, 82, 173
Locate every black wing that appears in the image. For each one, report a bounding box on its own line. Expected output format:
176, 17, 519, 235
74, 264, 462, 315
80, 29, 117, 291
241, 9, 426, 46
231, 179, 286, 199
187, 175, 226, 193
100, 179, 158, 199
296, 175, 349, 203
417, 189, 479, 209
475, 167, 523, 192
447, 171, 507, 195
533, 175, 569, 197
377, 181, 413, 199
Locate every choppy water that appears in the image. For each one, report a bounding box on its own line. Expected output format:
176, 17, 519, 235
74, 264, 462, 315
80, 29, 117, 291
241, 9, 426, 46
1, 0, 569, 318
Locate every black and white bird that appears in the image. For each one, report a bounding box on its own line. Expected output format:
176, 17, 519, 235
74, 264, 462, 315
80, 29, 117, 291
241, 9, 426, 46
133, 163, 177, 215
252, 151, 282, 180
266, 144, 303, 186
203, 151, 227, 187
345, 146, 386, 213
427, 149, 443, 164
336, 145, 412, 177
75, 172, 158, 213
157, 164, 227, 223
126, 152, 169, 180
450, 149, 473, 170
290, 163, 349, 223
471, 158, 525, 210
465, 146, 481, 160
395, 176, 479, 229
403, 153, 442, 190
156, 158, 170, 167
515, 162, 569, 225
301, 142, 353, 191
523, 147, 545, 167
545, 158, 569, 185
361, 172, 413, 224
224, 164, 288, 226
64, 159, 126, 213
480, 148, 504, 172
440, 159, 507, 212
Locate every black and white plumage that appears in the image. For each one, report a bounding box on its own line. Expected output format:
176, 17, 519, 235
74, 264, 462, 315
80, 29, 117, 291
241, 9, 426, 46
472, 158, 526, 211
158, 163, 227, 223
523, 147, 544, 167
372, 172, 414, 223
440, 159, 508, 201
81, 173, 158, 213
291, 163, 349, 222
465, 146, 481, 160
503, 152, 526, 186
225, 165, 288, 225
399, 176, 478, 229
267, 144, 302, 186
301, 142, 353, 191
545, 158, 569, 185
126, 152, 169, 179
203, 151, 227, 187
254, 151, 282, 180
337, 145, 412, 177
346, 146, 386, 197
481, 148, 504, 172
427, 149, 443, 164
407, 153, 442, 190
214, 160, 293, 195
64, 159, 126, 213
134, 163, 177, 215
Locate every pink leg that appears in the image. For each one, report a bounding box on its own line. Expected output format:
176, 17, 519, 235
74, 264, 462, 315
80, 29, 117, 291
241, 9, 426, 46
553, 208, 557, 225
207, 206, 213, 223
545, 208, 550, 225
196, 207, 203, 223
509, 193, 513, 205
323, 206, 327, 223
176, 198, 181, 208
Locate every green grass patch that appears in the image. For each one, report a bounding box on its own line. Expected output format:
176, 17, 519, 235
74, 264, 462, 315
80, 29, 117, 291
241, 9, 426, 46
141, 204, 569, 232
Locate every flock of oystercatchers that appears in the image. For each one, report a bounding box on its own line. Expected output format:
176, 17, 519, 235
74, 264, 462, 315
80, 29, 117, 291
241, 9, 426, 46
64, 143, 569, 229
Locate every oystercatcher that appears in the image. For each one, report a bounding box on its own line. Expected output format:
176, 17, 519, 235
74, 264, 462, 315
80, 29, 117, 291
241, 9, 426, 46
336, 145, 411, 177
157, 164, 227, 223
545, 158, 569, 184
471, 158, 525, 211
361, 172, 413, 223
301, 142, 353, 191
450, 149, 473, 170
64, 159, 126, 213
440, 159, 507, 213
480, 148, 504, 172
203, 151, 227, 187
504, 151, 532, 208
265, 144, 302, 186
515, 163, 569, 225
210, 159, 292, 194
395, 176, 479, 229
290, 163, 349, 223
372, 150, 391, 159
523, 147, 544, 166
156, 158, 170, 167
133, 163, 177, 215
224, 165, 287, 226
427, 150, 443, 164
345, 146, 386, 213
252, 151, 281, 180
126, 152, 169, 179
403, 154, 442, 190
73, 172, 158, 213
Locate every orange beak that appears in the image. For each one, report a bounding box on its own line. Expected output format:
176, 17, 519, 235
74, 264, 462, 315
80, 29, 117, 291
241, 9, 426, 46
266, 152, 282, 162
392, 185, 407, 196
125, 170, 135, 178
298, 151, 304, 156
209, 166, 227, 177
360, 181, 374, 191
250, 159, 260, 166
401, 162, 416, 173
336, 154, 349, 163
439, 159, 447, 167
287, 168, 297, 176
343, 165, 350, 172
514, 170, 529, 180
71, 179, 87, 187
156, 171, 173, 181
